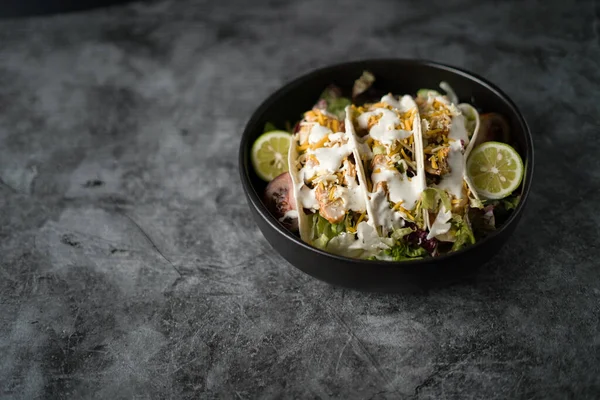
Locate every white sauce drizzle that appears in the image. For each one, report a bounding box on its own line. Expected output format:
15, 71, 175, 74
312, 142, 354, 173
356, 108, 412, 146
368, 189, 405, 234
296, 123, 366, 216
348, 221, 392, 255
341, 187, 367, 212
448, 113, 469, 146
371, 168, 422, 210
296, 184, 318, 210
381, 94, 415, 112
308, 124, 331, 144
427, 206, 452, 240
279, 209, 299, 222
436, 140, 465, 199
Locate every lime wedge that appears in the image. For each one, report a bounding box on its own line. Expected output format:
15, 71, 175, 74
466, 141, 524, 200
251, 130, 292, 181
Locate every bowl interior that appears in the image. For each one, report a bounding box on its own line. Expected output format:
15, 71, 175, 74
240, 59, 533, 262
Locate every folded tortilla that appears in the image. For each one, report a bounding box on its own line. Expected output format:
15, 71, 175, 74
288, 107, 386, 258
415, 86, 482, 241
345, 93, 428, 237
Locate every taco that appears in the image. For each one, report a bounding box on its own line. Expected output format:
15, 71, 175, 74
345, 93, 436, 259
415, 83, 483, 249
288, 106, 388, 259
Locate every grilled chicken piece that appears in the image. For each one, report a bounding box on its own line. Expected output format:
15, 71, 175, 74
425, 147, 450, 176
342, 159, 357, 186
315, 184, 346, 224
370, 154, 387, 170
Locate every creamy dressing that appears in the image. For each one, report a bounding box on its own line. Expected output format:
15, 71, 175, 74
426, 206, 452, 240
279, 209, 299, 222
296, 184, 319, 210
308, 124, 331, 144
436, 140, 465, 199
348, 221, 393, 255
312, 142, 354, 173
339, 187, 367, 212
328, 132, 344, 142
371, 168, 422, 210
448, 113, 469, 146
381, 94, 415, 112
357, 108, 412, 146
368, 189, 405, 234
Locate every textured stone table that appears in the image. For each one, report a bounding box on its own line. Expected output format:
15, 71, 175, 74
1, 0, 599, 398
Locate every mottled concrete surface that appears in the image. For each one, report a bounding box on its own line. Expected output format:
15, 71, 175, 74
1, 0, 599, 398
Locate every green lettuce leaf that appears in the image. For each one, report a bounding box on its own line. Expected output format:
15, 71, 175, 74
263, 121, 294, 134
417, 89, 441, 99
373, 145, 386, 155
319, 86, 351, 120
311, 213, 346, 247
391, 227, 414, 241
263, 122, 277, 133
482, 194, 521, 211
382, 242, 427, 261
450, 215, 476, 252
328, 98, 352, 119
469, 196, 484, 209
422, 188, 452, 212
502, 195, 521, 211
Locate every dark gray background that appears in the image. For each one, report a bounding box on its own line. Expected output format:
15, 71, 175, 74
1, 0, 599, 398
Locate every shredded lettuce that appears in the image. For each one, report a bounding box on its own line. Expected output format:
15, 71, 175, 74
450, 215, 476, 251
417, 89, 441, 99
365, 227, 428, 261
319, 86, 351, 120
483, 194, 521, 210
311, 213, 345, 248
501, 195, 521, 210
391, 227, 414, 241
469, 196, 484, 209
379, 242, 427, 261
263, 121, 293, 134
422, 188, 451, 212
263, 122, 277, 133
373, 145, 386, 155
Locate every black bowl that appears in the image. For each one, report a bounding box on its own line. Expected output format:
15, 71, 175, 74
239, 59, 534, 292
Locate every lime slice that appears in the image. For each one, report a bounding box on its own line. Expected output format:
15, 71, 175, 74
251, 130, 292, 181
466, 141, 524, 200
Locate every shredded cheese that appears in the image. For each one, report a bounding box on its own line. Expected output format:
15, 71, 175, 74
400, 148, 412, 163
309, 135, 330, 150
356, 211, 366, 225
392, 201, 405, 211
429, 155, 438, 170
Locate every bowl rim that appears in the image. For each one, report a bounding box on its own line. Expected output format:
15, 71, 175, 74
239, 58, 534, 267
